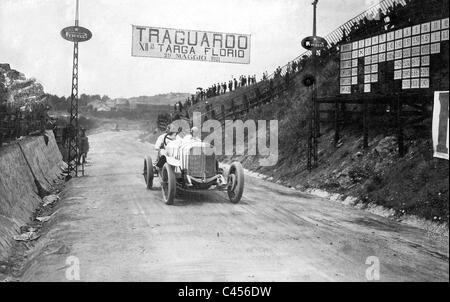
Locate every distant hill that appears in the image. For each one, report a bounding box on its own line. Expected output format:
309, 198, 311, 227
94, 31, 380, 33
1, 63, 188, 114
125, 93, 191, 106
46, 91, 191, 113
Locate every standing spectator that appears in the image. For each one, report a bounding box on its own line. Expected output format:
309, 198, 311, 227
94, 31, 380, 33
274, 67, 280, 78
234, 78, 238, 90
78, 128, 89, 165
228, 80, 233, 92
292, 60, 298, 73
342, 28, 348, 42
285, 70, 290, 87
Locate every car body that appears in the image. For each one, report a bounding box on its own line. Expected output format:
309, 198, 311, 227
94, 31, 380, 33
144, 136, 244, 205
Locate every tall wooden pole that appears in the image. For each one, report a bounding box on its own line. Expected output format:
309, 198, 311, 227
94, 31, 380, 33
313, 0, 319, 167
308, 0, 319, 172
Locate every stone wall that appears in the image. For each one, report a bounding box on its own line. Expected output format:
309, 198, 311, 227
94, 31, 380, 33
0, 131, 64, 259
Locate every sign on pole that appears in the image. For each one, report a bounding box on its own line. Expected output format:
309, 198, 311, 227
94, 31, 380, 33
301, 36, 328, 50
131, 25, 251, 64
61, 26, 92, 43
433, 91, 449, 160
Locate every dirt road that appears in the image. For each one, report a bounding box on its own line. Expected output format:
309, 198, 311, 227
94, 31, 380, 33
20, 130, 449, 281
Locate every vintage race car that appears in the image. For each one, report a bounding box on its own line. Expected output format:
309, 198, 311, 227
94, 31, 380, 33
143, 137, 244, 205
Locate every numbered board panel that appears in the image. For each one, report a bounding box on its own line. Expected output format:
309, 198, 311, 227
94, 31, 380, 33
340, 17, 449, 95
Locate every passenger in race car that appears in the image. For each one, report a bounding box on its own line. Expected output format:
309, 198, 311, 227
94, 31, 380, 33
154, 124, 182, 168
181, 126, 201, 142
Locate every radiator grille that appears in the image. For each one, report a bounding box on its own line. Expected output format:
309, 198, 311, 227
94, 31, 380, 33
187, 147, 216, 178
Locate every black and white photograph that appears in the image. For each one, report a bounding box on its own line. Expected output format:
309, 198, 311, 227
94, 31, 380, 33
0, 0, 449, 288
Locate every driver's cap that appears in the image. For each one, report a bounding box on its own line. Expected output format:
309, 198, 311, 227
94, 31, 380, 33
166, 123, 178, 134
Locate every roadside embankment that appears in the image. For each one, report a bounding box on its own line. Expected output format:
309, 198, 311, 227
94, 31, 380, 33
0, 131, 65, 260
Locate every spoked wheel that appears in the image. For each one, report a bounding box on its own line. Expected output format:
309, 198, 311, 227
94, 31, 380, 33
227, 162, 244, 204
143, 156, 154, 189
160, 163, 176, 205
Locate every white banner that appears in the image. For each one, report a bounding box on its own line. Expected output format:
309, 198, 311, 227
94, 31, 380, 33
433, 91, 449, 160
131, 25, 251, 64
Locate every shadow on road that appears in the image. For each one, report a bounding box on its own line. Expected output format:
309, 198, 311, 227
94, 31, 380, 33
175, 191, 245, 207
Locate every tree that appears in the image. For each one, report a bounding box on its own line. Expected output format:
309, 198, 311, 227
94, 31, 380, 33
101, 95, 110, 102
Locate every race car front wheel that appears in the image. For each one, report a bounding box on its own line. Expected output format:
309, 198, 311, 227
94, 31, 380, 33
227, 162, 244, 204
144, 156, 154, 189
161, 163, 176, 205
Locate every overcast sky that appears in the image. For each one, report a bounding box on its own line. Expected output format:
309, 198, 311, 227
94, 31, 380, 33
0, 0, 370, 98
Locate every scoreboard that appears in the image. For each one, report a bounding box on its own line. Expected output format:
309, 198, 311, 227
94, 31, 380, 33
340, 17, 449, 95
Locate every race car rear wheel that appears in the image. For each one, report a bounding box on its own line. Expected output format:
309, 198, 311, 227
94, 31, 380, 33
227, 162, 244, 204
161, 163, 176, 205
144, 156, 154, 189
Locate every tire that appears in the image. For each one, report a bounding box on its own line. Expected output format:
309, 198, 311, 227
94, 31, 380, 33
161, 163, 176, 205
227, 162, 244, 204
144, 156, 154, 189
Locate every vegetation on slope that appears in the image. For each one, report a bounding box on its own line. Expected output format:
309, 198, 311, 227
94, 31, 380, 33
222, 58, 448, 223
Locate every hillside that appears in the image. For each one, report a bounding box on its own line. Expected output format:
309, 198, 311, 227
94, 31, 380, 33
212, 59, 449, 225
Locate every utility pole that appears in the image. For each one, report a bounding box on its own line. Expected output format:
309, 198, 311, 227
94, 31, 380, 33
67, 0, 80, 178
307, 0, 319, 172
312, 0, 318, 38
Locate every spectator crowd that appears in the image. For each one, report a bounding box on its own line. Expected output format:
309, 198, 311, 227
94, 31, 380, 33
342, 0, 447, 43
170, 0, 448, 119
